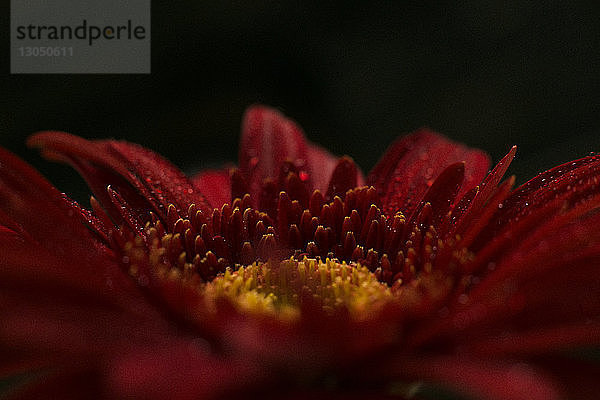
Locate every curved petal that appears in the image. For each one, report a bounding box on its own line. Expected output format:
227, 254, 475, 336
190, 168, 231, 208
388, 357, 562, 400
0, 237, 172, 355
419, 199, 600, 343
535, 356, 600, 400
306, 142, 343, 192
465, 322, 600, 357
107, 343, 264, 400
414, 161, 465, 226
3, 363, 102, 400
367, 129, 490, 217
325, 157, 360, 200
470, 198, 600, 303
451, 146, 517, 238
27, 132, 212, 224
0, 147, 110, 264
239, 106, 341, 203
473, 153, 600, 250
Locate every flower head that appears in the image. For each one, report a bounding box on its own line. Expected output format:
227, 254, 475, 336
1, 105, 599, 399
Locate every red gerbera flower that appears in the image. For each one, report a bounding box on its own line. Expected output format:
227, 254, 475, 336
1, 105, 599, 399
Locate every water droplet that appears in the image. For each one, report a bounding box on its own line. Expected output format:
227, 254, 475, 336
424, 167, 434, 179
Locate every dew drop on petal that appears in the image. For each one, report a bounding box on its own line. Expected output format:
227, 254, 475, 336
424, 167, 434, 179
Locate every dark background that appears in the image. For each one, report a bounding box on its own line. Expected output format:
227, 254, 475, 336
3, 1, 600, 203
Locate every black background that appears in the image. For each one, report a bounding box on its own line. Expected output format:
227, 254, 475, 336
3, 1, 600, 203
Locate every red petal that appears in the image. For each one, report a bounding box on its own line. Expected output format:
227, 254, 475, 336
0, 147, 110, 265
190, 168, 231, 208
306, 142, 343, 192
535, 356, 600, 400
452, 146, 517, 237
326, 156, 359, 200
408, 202, 600, 350
456, 176, 515, 257
473, 153, 600, 249
414, 161, 465, 226
367, 129, 490, 217
239, 106, 344, 203
1, 298, 166, 357
4, 363, 102, 400
0, 237, 164, 339
471, 199, 600, 303
395, 357, 562, 400
240, 106, 310, 203
28, 132, 212, 224
60, 195, 111, 244
107, 140, 212, 216
107, 343, 263, 400
466, 322, 600, 356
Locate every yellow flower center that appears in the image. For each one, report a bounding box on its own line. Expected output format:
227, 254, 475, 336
202, 258, 394, 321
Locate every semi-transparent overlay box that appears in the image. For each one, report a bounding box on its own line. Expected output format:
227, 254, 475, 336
11, 0, 150, 74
